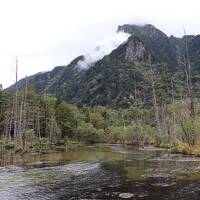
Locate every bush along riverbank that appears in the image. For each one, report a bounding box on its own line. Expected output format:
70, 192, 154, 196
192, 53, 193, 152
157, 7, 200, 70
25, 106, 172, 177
156, 141, 200, 157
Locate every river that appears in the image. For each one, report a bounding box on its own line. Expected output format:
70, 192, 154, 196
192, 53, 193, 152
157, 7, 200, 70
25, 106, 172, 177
1, 144, 200, 199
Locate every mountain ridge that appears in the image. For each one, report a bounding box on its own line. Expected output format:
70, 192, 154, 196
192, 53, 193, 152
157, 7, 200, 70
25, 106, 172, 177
8, 24, 200, 107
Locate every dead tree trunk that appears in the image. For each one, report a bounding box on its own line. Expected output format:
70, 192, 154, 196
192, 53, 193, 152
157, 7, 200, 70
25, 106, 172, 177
148, 54, 161, 144
171, 78, 176, 141
134, 73, 137, 106
14, 58, 19, 139
18, 93, 24, 145
36, 111, 41, 139
183, 29, 195, 146
184, 32, 195, 118
22, 76, 28, 149
121, 112, 126, 144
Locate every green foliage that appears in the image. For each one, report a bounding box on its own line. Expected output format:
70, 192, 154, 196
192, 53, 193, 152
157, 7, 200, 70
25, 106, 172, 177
89, 112, 104, 129
56, 102, 77, 138
172, 140, 192, 155
108, 126, 124, 143
4, 141, 15, 150
178, 115, 200, 146
75, 121, 105, 144
26, 129, 36, 143
2, 88, 200, 155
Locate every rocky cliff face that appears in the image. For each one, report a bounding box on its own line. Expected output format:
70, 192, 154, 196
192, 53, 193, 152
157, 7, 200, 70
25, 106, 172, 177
9, 24, 200, 107
125, 36, 146, 62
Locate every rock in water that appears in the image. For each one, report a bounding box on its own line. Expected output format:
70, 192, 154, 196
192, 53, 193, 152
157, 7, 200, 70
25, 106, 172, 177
119, 193, 134, 199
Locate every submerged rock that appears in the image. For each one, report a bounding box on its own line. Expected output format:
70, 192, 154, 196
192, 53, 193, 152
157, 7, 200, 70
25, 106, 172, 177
119, 193, 134, 199
97, 188, 102, 192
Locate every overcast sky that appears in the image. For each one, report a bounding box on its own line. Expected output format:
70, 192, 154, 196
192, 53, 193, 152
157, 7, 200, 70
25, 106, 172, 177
1, 0, 200, 87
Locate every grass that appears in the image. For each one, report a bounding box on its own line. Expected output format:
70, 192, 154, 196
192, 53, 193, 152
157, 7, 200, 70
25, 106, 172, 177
159, 140, 200, 156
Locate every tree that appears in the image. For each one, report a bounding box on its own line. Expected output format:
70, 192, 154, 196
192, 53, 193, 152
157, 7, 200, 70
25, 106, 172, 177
148, 54, 161, 144
56, 102, 77, 138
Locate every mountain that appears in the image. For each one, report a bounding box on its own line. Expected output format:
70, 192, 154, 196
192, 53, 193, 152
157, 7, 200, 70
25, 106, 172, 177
9, 24, 200, 107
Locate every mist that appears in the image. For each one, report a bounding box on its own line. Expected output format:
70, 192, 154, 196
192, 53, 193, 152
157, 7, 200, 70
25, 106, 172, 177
77, 31, 130, 69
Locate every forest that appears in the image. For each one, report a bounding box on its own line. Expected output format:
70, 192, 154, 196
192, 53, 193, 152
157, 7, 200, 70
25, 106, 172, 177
0, 50, 200, 157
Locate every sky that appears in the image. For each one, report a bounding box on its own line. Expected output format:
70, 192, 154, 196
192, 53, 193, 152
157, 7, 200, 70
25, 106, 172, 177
1, 0, 200, 88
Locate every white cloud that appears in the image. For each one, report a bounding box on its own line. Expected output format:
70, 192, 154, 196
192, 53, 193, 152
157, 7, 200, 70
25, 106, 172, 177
77, 32, 130, 69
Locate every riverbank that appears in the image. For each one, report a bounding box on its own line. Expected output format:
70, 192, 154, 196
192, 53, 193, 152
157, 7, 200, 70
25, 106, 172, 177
1, 137, 200, 160
0, 138, 86, 156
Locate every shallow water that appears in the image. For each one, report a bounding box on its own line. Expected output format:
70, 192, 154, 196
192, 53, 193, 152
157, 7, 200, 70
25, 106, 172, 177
1, 145, 200, 199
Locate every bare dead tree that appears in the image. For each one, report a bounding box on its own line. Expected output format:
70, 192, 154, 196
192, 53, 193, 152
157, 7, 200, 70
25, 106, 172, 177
171, 77, 176, 141
133, 73, 137, 106
183, 28, 195, 118
36, 111, 41, 139
148, 54, 161, 143
14, 57, 19, 139
120, 111, 126, 144
181, 28, 196, 146
22, 76, 28, 149
18, 92, 24, 145
4, 98, 12, 140
16, 74, 28, 149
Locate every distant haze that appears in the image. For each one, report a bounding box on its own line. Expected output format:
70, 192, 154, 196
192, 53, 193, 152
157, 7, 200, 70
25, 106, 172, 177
1, 0, 200, 87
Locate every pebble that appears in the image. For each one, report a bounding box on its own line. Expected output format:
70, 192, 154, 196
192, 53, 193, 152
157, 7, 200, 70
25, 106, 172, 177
119, 193, 134, 199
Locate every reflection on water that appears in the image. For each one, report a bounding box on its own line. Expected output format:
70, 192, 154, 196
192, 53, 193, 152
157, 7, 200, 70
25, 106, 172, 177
0, 145, 126, 166
1, 144, 200, 199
